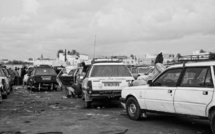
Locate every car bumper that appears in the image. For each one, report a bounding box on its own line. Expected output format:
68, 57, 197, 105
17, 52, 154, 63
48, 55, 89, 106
90, 93, 121, 99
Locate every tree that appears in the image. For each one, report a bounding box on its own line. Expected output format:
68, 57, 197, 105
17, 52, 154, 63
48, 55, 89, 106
209, 52, 215, 59
57, 49, 64, 58
71, 50, 77, 55
28, 58, 33, 61
130, 54, 134, 59
176, 53, 181, 60
199, 49, 206, 53
67, 51, 71, 55
76, 52, 80, 57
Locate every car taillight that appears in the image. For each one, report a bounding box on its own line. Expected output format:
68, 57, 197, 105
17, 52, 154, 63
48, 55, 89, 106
87, 81, 92, 93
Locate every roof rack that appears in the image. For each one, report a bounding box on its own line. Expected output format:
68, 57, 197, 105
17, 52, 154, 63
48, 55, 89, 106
177, 54, 215, 63
91, 58, 123, 64
35, 64, 53, 68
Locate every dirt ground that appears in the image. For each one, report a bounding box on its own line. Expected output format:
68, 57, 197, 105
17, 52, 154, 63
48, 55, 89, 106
0, 86, 213, 134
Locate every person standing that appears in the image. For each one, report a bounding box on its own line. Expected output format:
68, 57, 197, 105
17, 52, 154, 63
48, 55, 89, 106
21, 66, 27, 86
133, 53, 166, 86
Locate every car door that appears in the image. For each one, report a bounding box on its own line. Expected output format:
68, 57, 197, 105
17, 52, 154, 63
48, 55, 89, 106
174, 66, 214, 117
144, 68, 182, 113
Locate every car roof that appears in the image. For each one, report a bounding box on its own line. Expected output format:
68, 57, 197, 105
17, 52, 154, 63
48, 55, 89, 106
93, 62, 125, 66
169, 61, 215, 68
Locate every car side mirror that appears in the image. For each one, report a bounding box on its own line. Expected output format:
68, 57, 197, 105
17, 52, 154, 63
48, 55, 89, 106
147, 80, 153, 86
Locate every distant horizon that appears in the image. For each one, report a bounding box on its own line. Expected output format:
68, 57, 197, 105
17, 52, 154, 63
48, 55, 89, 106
1, 48, 213, 61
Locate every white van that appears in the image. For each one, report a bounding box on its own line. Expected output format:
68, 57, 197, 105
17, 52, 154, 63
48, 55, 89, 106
82, 59, 134, 108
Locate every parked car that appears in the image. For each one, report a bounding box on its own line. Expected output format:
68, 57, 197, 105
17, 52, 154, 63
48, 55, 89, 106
0, 68, 9, 99
120, 61, 215, 134
57, 65, 88, 97
1, 67, 13, 90
28, 65, 58, 91
129, 66, 153, 79
82, 58, 134, 108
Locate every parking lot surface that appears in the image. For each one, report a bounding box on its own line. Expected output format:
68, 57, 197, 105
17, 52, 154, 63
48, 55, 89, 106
0, 86, 212, 134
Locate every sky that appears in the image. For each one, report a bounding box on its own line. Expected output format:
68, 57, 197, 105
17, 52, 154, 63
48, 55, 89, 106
0, 0, 215, 60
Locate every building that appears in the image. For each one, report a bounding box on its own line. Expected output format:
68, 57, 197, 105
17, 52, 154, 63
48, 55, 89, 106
58, 52, 89, 66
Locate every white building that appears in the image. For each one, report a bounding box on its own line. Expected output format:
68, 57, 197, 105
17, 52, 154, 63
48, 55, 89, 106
58, 52, 89, 66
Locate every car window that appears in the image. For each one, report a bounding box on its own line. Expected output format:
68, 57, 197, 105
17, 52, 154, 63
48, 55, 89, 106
131, 68, 138, 73
2, 69, 9, 77
31, 69, 35, 76
138, 68, 149, 74
0, 69, 5, 76
90, 65, 132, 77
152, 68, 182, 87
85, 66, 92, 78
180, 67, 213, 88
35, 68, 57, 75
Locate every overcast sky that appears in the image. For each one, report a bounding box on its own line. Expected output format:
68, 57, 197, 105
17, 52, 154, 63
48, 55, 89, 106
0, 0, 215, 60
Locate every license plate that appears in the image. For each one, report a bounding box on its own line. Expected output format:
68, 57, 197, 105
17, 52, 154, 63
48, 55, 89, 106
42, 77, 51, 80
104, 82, 119, 87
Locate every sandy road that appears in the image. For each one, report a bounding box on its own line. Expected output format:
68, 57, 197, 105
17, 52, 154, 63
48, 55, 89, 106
0, 86, 212, 134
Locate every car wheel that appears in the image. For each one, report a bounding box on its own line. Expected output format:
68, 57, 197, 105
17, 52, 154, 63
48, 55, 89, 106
126, 97, 141, 120
2, 93, 7, 99
211, 110, 215, 134
85, 101, 92, 109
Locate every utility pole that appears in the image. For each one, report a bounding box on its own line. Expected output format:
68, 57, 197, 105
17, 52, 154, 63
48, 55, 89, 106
65, 49, 67, 62
93, 35, 96, 58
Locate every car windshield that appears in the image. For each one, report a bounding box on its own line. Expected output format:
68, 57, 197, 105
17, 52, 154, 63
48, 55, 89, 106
35, 68, 57, 75
91, 65, 132, 77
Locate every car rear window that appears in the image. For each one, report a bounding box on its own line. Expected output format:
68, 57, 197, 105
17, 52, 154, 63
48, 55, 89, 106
90, 65, 132, 77
35, 68, 57, 75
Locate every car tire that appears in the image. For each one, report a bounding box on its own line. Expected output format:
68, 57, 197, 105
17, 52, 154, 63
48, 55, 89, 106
2, 94, 7, 99
126, 97, 141, 120
85, 101, 92, 109
211, 110, 215, 134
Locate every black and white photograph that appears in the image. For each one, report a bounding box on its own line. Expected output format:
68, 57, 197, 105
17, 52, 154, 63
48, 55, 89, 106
0, 0, 215, 134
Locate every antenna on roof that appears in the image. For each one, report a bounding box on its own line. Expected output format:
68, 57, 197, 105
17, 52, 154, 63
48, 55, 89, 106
93, 34, 96, 58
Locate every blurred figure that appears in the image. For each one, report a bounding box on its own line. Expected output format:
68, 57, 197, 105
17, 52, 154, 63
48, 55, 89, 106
14, 67, 19, 85
21, 66, 27, 86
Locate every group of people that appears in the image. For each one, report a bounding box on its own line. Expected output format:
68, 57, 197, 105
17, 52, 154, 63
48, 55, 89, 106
14, 66, 27, 85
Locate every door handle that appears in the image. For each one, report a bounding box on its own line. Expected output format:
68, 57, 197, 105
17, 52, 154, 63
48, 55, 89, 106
168, 89, 172, 93
203, 91, 208, 95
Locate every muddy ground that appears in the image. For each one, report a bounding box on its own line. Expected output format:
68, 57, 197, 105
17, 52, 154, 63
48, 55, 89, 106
0, 86, 212, 134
